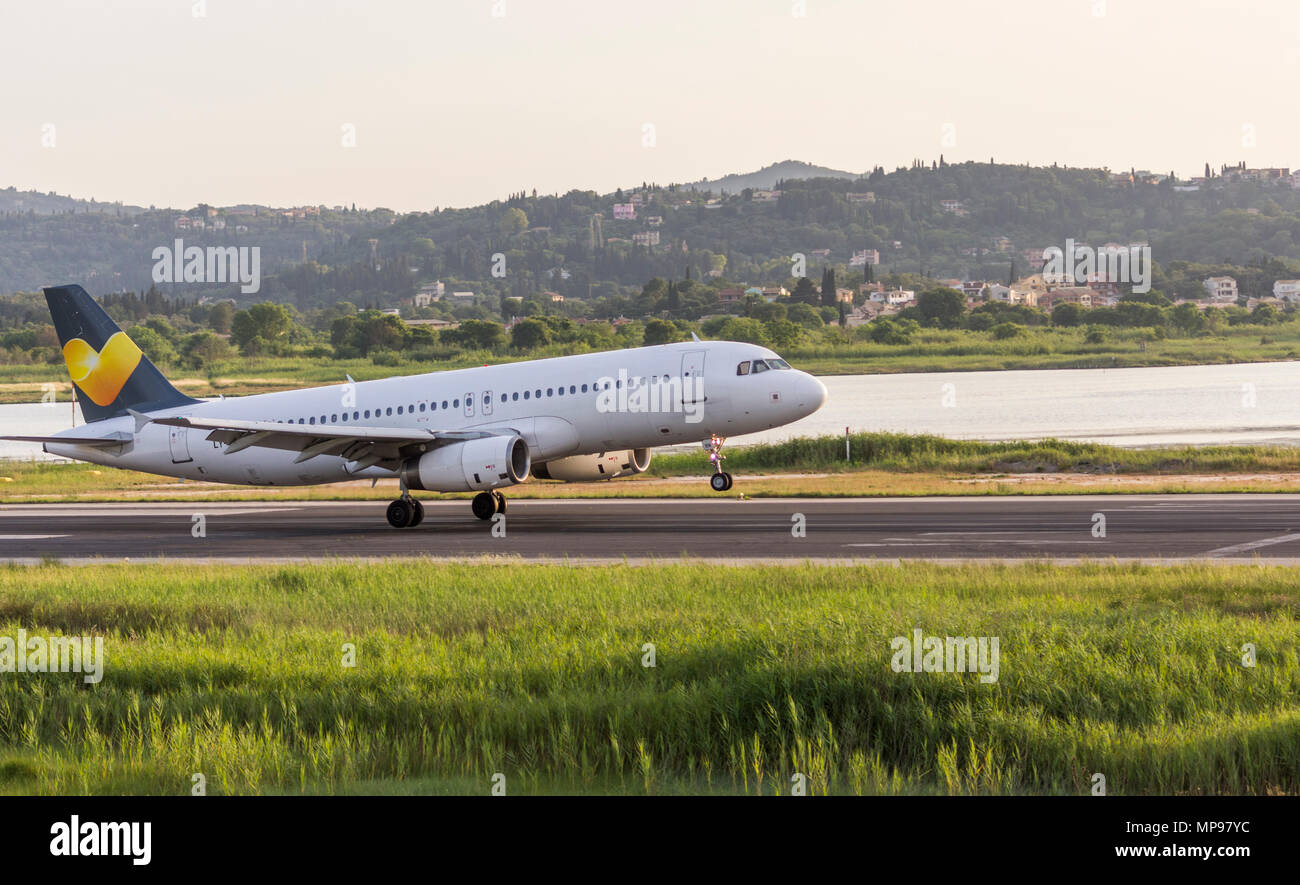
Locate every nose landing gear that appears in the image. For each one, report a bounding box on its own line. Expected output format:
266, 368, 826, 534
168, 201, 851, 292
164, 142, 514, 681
707, 435, 733, 491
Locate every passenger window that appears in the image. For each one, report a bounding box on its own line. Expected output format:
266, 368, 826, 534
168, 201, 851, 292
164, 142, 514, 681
736, 361, 751, 375
547, 388, 553, 397
320, 415, 326, 423
500, 393, 507, 403
557, 386, 564, 396
581, 384, 588, 393
332, 414, 338, 422
397, 406, 403, 415
569, 385, 576, 394
453, 399, 460, 408
364, 410, 370, 419
309, 417, 316, 425
353, 411, 359, 420
441, 400, 448, 409
524, 391, 530, 400
409, 404, 415, 412
512, 392, 519, 401
386, 407, 393, 416
419, 403, 425, 412
341, 413, 347, 422
535, 389, 542, 398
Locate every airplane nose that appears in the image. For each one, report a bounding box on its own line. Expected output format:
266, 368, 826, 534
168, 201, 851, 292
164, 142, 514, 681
794, 372, 828, 413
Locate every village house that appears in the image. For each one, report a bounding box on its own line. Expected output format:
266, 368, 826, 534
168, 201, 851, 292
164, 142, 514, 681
1203, 276, 1239, 302
1272, 280, 1300, 302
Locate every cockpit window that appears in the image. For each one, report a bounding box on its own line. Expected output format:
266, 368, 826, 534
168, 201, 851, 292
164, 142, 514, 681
769, 358, 791, 369
752, 360, 770, 374
736, 361, 751, 375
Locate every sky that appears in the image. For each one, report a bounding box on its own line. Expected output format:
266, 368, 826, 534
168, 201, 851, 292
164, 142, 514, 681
3, 0, 1298, 211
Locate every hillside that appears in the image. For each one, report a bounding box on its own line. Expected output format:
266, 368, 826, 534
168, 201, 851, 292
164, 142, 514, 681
684, 160, 860, 193
3, 160, 1300, 311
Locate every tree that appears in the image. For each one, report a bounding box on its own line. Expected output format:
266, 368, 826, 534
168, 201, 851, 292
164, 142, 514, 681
1170, 302, 1205, 334
497, 208, 528, 236
445, 319, 505, 350
129, 325, 177, 365
510, 317, 550, 349
643, 318, 680, 345
181, 330, 233, 368
791, 277, 819, 305
991, 322, 1025, 339
230, 302, 294, 351
867, 317, 913, 345
916, 287, 965, 328
786, 302, 824, 328
208, 301, 234, 335
763, 319, 803, 348
1051, 302, 1083, 327
820, 267, 837, 306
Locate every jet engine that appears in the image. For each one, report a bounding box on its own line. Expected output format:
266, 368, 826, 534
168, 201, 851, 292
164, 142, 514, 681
399, 435, 530, 492
532, 448, 651, 482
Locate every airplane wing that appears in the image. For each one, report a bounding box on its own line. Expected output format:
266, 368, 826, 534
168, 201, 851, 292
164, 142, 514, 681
151, 416, 502, 471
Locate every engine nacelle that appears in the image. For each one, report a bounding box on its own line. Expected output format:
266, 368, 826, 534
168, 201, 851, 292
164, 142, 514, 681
399, 435, 530, 492
532, 448, 651, 482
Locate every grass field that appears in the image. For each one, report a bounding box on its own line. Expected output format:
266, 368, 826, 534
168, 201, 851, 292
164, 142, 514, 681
3, 323, 1300, 402
0, 561, 1295, 796
6, 433, 1300, 503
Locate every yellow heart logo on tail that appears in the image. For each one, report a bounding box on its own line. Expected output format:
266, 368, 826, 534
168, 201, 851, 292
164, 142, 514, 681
62, 332, 143, 406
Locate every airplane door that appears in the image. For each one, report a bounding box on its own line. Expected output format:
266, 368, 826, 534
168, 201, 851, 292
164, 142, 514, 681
169, 423, 192, 464
681, 350, 706, 404
481, 390, 493, 416
464, 392, 475, 418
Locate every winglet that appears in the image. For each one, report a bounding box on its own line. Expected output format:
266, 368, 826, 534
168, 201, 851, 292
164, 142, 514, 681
691, 332, 702, 342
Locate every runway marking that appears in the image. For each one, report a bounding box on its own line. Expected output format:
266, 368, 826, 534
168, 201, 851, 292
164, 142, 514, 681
920, 530, 1082, 536
0, 507, 298, 518
0, 534, 68, 540
847, 540, 1100, 548
1206, 533, 1300, 557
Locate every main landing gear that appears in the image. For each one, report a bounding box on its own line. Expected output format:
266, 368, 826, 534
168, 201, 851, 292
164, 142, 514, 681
386, 478, 425, 528
471, 490, 507, 520
386, 486, 508, 527
707, 434, 733, 492
386, 496, 425, 528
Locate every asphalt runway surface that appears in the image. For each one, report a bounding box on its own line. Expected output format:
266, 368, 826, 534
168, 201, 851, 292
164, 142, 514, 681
4, 495, 1300, 564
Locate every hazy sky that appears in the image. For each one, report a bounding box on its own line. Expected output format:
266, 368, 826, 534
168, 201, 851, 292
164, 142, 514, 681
3, 0, 1297, 211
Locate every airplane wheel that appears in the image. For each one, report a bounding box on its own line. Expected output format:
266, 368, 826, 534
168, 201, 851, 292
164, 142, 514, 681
494, 491, 507, 514
386, 499, 413, 528
722, 472, 733, 491
710, 473, 729, 492
471, 491, 497, 520
409, 499, 425, 527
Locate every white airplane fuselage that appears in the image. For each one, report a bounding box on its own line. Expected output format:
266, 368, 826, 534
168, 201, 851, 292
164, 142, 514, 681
46, 340, 827, 486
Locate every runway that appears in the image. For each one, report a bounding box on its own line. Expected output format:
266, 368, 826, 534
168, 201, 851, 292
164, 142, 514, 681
5, 495, 1300, 564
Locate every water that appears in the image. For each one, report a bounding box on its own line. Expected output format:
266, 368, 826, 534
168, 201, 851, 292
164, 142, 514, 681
754, 361, 1300, 448
3, 361, 1299, 461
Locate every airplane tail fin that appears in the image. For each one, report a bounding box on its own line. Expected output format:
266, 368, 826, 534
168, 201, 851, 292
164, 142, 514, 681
44, 284, 199, 423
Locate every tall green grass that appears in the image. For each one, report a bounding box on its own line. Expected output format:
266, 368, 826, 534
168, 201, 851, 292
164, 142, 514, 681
0, 561, 1295, 795
649, 432, 1300, 476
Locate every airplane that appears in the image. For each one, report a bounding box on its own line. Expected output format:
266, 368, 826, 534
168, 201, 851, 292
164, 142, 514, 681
2, 285, 829, 527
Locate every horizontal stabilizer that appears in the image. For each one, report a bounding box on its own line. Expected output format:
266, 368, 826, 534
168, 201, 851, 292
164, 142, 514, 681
0, 432, 132, 446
